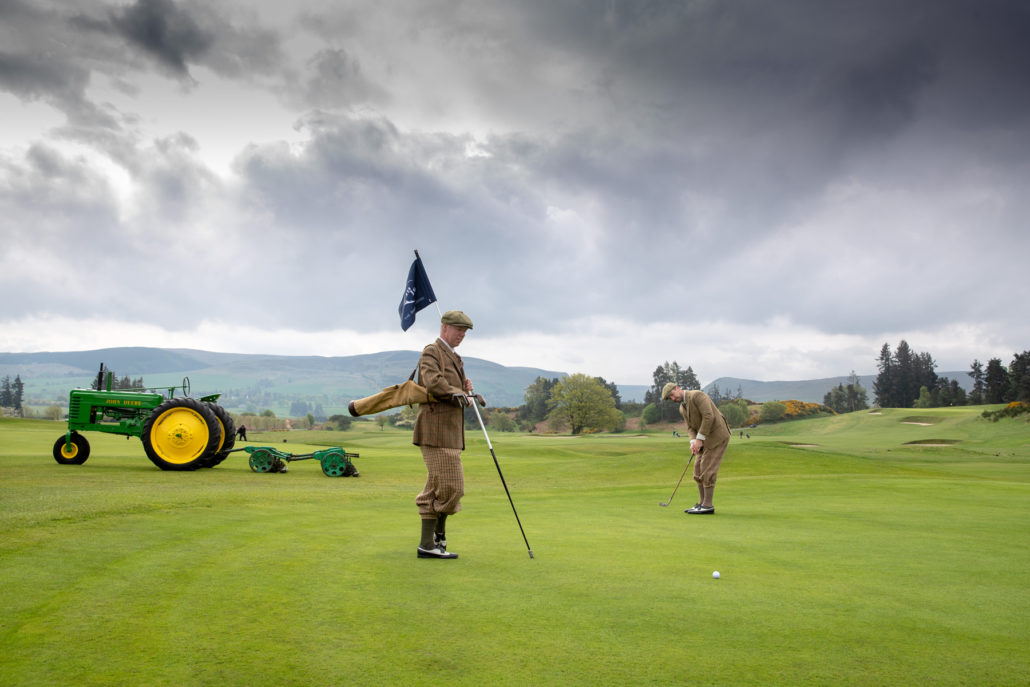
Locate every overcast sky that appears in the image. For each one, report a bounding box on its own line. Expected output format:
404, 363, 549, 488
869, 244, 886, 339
2, 0, 1028, 386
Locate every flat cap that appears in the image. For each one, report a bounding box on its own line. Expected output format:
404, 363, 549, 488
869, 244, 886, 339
441, 310, 473, 329
661, 382, 678, 400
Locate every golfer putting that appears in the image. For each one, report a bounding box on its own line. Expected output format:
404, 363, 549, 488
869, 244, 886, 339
661, 383, 731, 514
412, 310, 476, 559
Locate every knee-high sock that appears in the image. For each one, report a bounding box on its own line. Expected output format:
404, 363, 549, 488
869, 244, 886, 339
420, 518, 438, 549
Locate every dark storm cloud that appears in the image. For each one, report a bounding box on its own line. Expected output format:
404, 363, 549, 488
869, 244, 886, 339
108, 0, 214, 77
231, 0, 1030, 337
0, 0, 282, 121
2, 0, 1029, 374
0, 49, 89, 103
103, 0, 282, 80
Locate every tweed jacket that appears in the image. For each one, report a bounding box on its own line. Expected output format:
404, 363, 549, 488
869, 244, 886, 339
678, 390, 731, 447
412, 338, 467, 449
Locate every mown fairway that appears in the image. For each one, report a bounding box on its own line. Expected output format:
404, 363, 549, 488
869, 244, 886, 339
2, 408, 1028, 686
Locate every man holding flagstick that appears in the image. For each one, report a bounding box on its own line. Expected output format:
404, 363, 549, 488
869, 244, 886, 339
398, 251, 474, 559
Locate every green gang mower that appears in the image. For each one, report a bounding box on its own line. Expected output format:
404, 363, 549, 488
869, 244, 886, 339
53, 364, 236, 471
241, 445, 360, 477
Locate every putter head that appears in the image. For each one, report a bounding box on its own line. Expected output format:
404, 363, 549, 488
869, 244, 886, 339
659, 502, 669, 507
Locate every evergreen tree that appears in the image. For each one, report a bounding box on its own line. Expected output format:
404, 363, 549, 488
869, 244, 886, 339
1009, 351, 1030, 402
0, 376, 11, 407
873, 341, 938, 408
892, 341, 920, 407
984, 358, 1010, 403
12, 375, 24, 411
968, 359, 985, 405
915, 352, 939, 400
680, 366, 701, 390
644, 364, 671, 406
873, 343, 894, 406
949, 379, 967, 406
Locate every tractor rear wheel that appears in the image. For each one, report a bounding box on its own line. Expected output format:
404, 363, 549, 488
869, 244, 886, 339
53, 432, 90, 465
200, 402, 236, 468
141, 397, 221, 471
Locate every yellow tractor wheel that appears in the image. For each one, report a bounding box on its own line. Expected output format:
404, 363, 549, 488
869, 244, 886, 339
141, 398, 221, 471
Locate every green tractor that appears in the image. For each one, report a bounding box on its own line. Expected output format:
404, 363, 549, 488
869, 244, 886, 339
53, 364, 236, 471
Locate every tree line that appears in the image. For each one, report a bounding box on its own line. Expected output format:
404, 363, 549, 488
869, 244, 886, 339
641, 361, 761, 428
1, 375, 25, 411
874, 341, 1030, 408
822, 372, 870, 413
516, 373, 625, 434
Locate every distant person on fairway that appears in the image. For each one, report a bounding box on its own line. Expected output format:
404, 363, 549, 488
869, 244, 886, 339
412, 310, 475, 559
662, 383, 731, 514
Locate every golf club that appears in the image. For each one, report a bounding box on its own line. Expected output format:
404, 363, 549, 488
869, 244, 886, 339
461, 392, 535, 559
659, 453, 695, 507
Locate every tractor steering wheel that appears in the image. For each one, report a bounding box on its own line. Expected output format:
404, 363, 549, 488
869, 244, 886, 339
182, 377, 191, 397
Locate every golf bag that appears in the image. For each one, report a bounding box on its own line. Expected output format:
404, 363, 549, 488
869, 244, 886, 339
348, 369, 434, 417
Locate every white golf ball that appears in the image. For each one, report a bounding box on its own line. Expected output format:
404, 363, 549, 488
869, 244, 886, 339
712, 571, 720, 579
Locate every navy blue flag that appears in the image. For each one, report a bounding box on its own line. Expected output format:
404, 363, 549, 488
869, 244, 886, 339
398, 253, 438, 331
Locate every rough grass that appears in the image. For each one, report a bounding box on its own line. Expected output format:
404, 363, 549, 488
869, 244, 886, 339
1, 409, 1028, 686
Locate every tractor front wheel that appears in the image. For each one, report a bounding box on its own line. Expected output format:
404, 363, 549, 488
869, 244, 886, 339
53, 432, 90, 465
141, 398, 221, 471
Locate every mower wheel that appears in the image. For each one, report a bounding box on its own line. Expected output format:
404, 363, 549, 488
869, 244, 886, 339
53, 432, 90, 465
141, 397, 221, 471
321, 449, 357, 477
200, 402, 236, 468
248, 448, 277, 473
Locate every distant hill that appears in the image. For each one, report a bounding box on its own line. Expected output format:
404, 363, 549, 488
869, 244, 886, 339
0, 347, 567, 414
704, 373, 972, 404
1, 347, 973, 413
